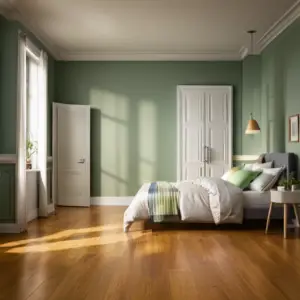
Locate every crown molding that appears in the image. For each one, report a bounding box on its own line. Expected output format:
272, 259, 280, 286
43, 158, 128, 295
2, 0, 300, 61
0, 0, 16, 19
258, 0, 300, 52
239, 46, 249, 60
0, 0, 61, 59
58, 50, 241, 61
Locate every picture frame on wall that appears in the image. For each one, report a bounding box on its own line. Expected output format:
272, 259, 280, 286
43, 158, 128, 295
289, 114, 299, 142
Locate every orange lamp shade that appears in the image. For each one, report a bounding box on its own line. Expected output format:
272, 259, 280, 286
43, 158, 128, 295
245, 114, 260, 134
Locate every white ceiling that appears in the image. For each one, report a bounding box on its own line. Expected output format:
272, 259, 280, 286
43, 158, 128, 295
1, 0, 299, 60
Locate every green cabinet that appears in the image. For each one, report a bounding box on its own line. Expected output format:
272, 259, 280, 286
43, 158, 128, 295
0, 164, 15, 222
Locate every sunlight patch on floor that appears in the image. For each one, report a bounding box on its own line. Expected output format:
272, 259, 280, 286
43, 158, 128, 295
0, 224, 123, 248
6, 231, 147, 253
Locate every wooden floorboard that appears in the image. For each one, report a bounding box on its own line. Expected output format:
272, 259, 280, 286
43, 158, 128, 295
1, 206, 300, 300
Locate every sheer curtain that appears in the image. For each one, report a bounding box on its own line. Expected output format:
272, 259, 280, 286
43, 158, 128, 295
16, 32, 27, 232
17, 33, 49, 230
37, 50, 48, 217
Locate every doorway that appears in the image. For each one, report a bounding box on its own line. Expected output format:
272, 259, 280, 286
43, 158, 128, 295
53, 103, 91, 207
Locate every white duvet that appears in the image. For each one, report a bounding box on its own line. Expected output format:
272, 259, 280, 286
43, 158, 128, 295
123, 177, 243, 232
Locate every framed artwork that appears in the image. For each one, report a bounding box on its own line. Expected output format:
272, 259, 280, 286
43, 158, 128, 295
289, 114, 299, 142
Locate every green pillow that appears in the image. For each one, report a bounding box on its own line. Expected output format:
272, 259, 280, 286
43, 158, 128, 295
227, 170, 261, 189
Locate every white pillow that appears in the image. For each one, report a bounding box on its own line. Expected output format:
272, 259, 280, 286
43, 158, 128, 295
244, 161, 273, 171
249, 167, 284, 192
221, 166, 243, 181
222, 170, 233, 181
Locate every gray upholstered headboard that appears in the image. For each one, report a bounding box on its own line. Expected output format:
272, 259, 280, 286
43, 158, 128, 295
263, 153, 298, 178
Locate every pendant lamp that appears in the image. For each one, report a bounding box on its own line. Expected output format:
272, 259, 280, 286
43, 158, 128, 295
245, 113, 260, 134
245, 30, 261, 135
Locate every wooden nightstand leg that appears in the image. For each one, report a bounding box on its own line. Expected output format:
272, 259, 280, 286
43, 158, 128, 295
293, 204, 300, 227
284, 204, 288, 239
265, 202, 273, 234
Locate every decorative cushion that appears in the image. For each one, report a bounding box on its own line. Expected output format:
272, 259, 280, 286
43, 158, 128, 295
249, 167, 285, 192
227, 170, 261, 190
243, 161, 273, 171
221, 166, 242, 181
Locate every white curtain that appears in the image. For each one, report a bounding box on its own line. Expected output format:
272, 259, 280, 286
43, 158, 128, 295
16, 33, 27, 232
37, 50, 48, 217
17, 33, 50, 228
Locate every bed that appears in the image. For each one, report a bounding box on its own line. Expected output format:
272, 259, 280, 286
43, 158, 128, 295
124, 153, 297, 231
244, 153, 297, 219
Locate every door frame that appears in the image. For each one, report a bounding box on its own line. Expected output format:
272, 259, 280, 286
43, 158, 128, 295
177, 85, 233, 181
52, 103, 91, 206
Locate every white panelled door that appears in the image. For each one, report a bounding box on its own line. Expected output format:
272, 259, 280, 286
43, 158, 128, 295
55, 103, 90, 207
177, 87, 206, 181
177, 86, 232, 181
205, 88, 232, 177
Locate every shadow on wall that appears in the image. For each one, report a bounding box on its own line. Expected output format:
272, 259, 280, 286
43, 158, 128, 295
90, 90, 158, 197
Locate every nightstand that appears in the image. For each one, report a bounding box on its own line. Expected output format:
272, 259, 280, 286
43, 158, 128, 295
265, 190, 300, 238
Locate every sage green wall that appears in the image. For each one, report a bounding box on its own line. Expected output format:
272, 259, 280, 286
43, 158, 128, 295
0, 16, 18, 154
55, 61, 242, 196
242, 55, 263, 154
261, 18, 300, 175
0, 16, 55, 155
0, 165, 15, 222
0, 16, 55, 222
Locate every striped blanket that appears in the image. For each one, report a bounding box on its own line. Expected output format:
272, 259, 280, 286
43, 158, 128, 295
147, 182, 180, 222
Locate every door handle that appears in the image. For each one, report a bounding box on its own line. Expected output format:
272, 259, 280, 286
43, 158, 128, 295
204, 146, 211, 164
203, 146, 208, 163
207, 146, 211, 164
77, 158, 85, 164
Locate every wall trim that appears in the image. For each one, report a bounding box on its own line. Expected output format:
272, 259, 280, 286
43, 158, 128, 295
233, 155, 260, 161
91, 197, 133, 206
0, 154, 17, 164
239, 46, 250, 60
258, 0, 300, 52
2, 0, 300, 61
0, 1, 61, 59
27, 208, 38, 223
59, 50, 242, 61
0, 223, 22, 233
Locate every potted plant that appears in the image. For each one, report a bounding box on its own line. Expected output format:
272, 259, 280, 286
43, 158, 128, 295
277, 178, 288, 191
26, 139, 37, 169
291, 177, 300, 191
278, 174, 300, 191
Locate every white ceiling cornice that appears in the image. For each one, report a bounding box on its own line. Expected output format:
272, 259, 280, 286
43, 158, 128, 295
258, 0, 300, 52
239, 46, 249, 60
0, 0, 61, 59
1, 0, 300, 61
0, 0, 17, 19
59, 50, 242, 62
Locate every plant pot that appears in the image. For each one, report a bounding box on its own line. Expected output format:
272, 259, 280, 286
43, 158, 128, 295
26, 161, 32, 170
292, 184, 300, 191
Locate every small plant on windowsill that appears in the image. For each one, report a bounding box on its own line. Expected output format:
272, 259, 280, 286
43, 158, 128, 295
26, 139, 37, 170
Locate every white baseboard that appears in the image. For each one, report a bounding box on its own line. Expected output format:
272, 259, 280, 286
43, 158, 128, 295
26, 209, 38, 223
48, 203, 55, 214
91, 197, 133, 206
0, 223, 22, 233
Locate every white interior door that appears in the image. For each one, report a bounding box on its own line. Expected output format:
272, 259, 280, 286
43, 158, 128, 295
205, 87, 232, 177
54, 103, 90, 207
177, 86, 206, 181
178, 86, 232, 180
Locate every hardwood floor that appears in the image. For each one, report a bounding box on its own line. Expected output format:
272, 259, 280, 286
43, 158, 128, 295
1, 206, 300, 300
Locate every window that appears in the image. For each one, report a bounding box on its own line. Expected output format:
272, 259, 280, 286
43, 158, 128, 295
26, 55, 39, 169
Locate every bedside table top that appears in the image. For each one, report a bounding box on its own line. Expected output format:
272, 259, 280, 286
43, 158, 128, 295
270, 190, 300, 204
